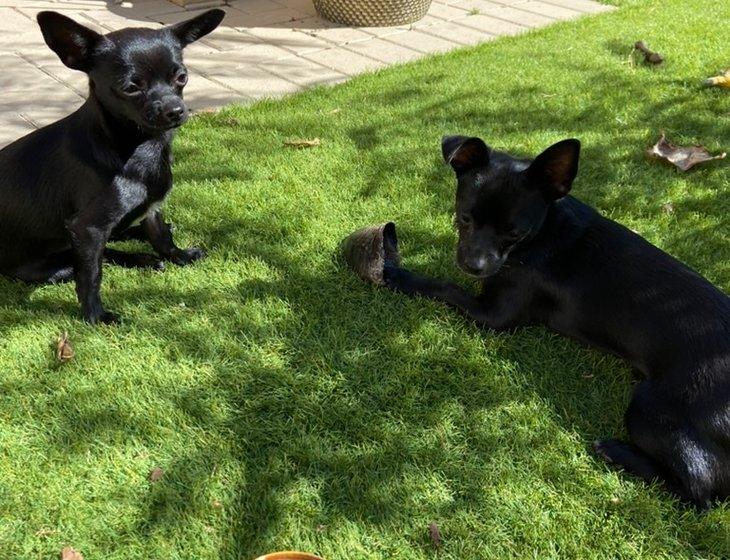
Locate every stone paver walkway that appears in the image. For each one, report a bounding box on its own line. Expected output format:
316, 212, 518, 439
0, 0, 611, 148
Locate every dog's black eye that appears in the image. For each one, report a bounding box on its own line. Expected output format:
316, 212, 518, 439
458, 212, 472, 226
121, 82, 143, 96
174, 72, 188, 87
506, 229, 527, 242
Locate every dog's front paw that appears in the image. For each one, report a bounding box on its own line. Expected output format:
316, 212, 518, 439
593, 439, 624, 464
383, 265, 418, 296
170, 247, 206, 266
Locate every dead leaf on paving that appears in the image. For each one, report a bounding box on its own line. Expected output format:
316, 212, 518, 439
647, 133, 726, 171
56, 332, 75, 362
283, 138, 321, 148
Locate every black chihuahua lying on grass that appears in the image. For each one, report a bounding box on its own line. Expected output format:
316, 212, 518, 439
384, 136, 730, 508
0, 9, 225, 324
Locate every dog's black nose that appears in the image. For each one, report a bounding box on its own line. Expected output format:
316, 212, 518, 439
165, 106, 185, 122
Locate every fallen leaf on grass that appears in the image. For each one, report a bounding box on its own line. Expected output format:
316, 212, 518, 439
704, 69, 730, 88
56, 332, 74, 362
149, 467, 164, 483
61, 547, 83, 560
428, 521, 442, 548
662, 202, 675, 215
634, 40, 664, 64
283, 138, 321, 149
647, 133, 726, 171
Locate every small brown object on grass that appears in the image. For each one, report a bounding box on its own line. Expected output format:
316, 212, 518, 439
341, 222, 401, 286
149, 467, 164, 483
253, 553, 324, 560
634, 40, 664, 64
61, 547, 84, 560
56, 332, 74, 362
283, 138, 321, 149
428, 521, 442, 548
647, 133, 726, 171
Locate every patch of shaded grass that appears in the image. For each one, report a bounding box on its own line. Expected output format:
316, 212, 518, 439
0, 0, 728, 558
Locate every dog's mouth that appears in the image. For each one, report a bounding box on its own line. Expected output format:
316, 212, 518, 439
456, 253, 507, 279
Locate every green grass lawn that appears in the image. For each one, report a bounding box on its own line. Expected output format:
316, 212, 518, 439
1, 0, 729, 558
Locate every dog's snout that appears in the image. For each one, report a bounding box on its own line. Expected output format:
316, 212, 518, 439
463, 256, 488, 275
165, 105, 185, 122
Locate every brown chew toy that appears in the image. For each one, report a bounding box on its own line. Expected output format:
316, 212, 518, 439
341, 222, 401, 285
634, 40, 664, 64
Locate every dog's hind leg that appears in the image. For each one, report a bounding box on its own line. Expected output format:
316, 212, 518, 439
103, 248, 164, 270
7, 250, 75, 284
595, 381, 716, 508
110, 224, 148, 242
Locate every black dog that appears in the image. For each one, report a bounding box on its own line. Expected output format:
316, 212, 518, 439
0, 9, 225, 323
384, 136, 730, 508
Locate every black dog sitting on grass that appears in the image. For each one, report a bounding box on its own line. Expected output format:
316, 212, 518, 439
384, 136, 730, 508
0, 9, 224, 324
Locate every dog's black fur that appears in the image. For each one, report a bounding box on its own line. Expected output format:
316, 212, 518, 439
384, 136, 730, 508
0, 9, 225, 323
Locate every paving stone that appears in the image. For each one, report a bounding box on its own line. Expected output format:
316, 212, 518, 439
293, 16, 374, 45
242, 26, 331, 55
428, 2, 474, 21
227, 0, 285, 14
273, 0, 318, 16
419, 21, 495, 45
343, 37, 423, 64
4, 87, 84, 129
359, 23, 411, 39
186, 56, 300, 99
0, 54, 51, 91
451, 0, 524, 14
458, 13, 528, 35
518, 1, 583, 19
382, 29, 461, 54
0, 115, 36, 149
262, 56, 348, 87
227, 5, 310, 27
0, 7, 34, 34
533, 0, 613, 13
183, 75, 244, 111
302, 47, 385, 75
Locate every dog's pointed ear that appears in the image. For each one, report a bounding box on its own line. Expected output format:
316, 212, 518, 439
528, 139, 580, 199
37, 11, 102, 72
442, 136, 490, 173
169, 9, 225, 47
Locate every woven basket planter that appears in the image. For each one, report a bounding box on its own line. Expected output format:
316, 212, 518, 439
313, 0, 432, 26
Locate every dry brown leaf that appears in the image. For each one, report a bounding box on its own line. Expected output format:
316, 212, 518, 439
428, 521, 442, 548
647, 133, 726, 171
149, 467, 164, 483
56, 332, 74, 362
212, 499, 223, 509
61, 547, 84, 560
283, 138, 321, 149
634, 40, 664, 64
662, 202, 675, 215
